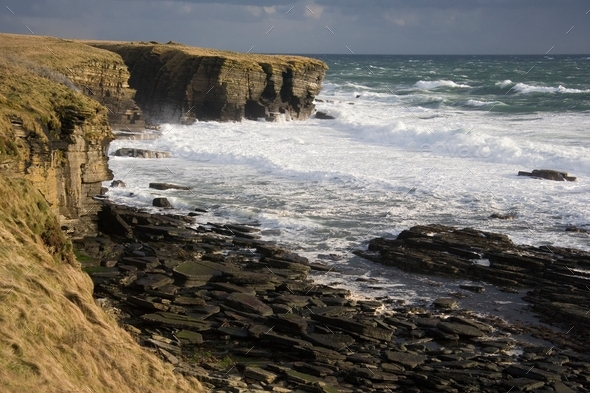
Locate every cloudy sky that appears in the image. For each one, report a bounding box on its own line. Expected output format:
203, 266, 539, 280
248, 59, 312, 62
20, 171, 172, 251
2, 0, 589, 54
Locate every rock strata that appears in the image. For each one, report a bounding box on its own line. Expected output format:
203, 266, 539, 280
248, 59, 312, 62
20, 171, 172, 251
359, 224, 590, 353
87, 42, 328, 122
76, 206, 590, 392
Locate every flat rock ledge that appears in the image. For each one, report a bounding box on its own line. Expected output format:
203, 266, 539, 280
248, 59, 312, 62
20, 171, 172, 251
114, 148, 171, 158
77, 209, 590, 393
358, 224, 590, 353
518, 169, 576, 181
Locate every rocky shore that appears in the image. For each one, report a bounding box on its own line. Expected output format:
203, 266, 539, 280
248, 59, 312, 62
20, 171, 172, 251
77, 203, 590, 392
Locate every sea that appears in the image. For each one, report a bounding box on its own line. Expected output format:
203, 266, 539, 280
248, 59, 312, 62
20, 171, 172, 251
106, 55, 590, 321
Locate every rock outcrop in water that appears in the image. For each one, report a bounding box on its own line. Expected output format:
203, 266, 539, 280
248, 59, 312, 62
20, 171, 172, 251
86, 41, 328, 122
518, 169, 577, 181
358, 224, 590, 351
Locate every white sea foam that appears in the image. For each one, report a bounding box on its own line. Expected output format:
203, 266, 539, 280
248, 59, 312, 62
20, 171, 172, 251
513, 83, 590, 94
414, 80, 471, 89
465, 99, 496, 107
496, 80, 513, 88
106, 71, 590, 274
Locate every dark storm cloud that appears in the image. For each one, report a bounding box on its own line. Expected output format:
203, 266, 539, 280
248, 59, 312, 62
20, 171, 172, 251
1, 0, 589, 54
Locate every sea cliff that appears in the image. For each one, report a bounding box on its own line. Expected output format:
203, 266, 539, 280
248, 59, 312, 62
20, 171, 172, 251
85, 40, 327, 122
0, 33, 326, 392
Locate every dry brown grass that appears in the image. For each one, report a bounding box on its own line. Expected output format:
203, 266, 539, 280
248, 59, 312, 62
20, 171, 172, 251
0, 175, 202, 392
81, 38, 328, 70
0, 34, 121, 159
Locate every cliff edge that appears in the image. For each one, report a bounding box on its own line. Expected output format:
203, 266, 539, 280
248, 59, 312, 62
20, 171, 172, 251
86, 40, 328, 122
0, 34, 202, 392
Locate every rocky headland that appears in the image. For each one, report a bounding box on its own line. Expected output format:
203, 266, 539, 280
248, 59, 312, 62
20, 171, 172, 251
0, 33, 325, 392
2, 32, 590, 393
84, 40, 327, 123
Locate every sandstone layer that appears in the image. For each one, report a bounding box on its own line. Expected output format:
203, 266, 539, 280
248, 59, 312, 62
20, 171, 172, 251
0, 34, 117, 221
86, 41, 328, 122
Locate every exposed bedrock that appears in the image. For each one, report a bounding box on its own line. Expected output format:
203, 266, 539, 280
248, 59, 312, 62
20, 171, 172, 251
87, 42, 328, 122
357, 224, 590, 350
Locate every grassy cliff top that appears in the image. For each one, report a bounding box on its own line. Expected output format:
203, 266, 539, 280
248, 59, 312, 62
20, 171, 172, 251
82, 39, 328, 71
0, 33, 201, 392
0, 34, 117, 157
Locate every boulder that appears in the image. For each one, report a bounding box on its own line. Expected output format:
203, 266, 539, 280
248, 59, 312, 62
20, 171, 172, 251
152, 197, 172, 208
110, 180, 126, 188
383, 351, 427, 369
224, 293, 273, 317
315, 111, 335, 120
433, 297, 458, 310
518, 169, 576, 181
437, 322, 485, 337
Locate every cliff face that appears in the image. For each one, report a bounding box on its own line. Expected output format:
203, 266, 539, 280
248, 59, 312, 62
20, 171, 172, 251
0, 34, 118, 221
87, 42, 328, 122
1, 34, 327, 221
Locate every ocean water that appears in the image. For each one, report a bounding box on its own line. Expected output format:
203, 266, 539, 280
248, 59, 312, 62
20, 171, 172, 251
106, 55, 590, 313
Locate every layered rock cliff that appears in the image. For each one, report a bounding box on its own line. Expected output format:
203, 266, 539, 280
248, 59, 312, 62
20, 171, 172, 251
0, 34, 118, 221
87, 41, 328, 122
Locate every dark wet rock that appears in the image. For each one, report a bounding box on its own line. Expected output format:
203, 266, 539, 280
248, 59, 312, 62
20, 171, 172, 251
141, 311, 211, 330
80, 203, 590, 391
490, 212, 516, 219
149, 182, 193, 190
505, 364, 562, 382
437, 322, 485, 337
225, 293, 273, 317
172, 260, 229, 286
361, 223, 590, 351
518, 169, 576, 181
115, 148, 171, 158
243, 366, 278, 383
310, 314, 393, 341
304, 332, 355, 351
449, 316, 493, 333
459, 284, 485, 293
384, 351, 427, 369
152, 197, 172, 208
262, 333, 313, 349
111, 180, 126, 187
315, 111, 335, 119
133, 274, 174, 290
218, 326, 248, 338
565, 225, 588, 234
433, 298, 458, 310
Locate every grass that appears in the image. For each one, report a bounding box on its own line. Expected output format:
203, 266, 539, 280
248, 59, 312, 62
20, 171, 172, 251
0, 34, 122, 163
82, 39, 328, 71
0, 175, 203, 392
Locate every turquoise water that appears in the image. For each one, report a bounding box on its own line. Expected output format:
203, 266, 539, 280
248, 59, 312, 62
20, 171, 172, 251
107, 54, 590, 269
315, 54, 590, 114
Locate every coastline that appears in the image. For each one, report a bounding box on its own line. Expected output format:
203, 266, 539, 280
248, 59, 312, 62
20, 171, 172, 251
2, 32, 589, 392
76, 197, 590, 392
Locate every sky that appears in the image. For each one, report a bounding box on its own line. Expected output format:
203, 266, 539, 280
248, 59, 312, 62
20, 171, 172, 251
2, 0, 590, 54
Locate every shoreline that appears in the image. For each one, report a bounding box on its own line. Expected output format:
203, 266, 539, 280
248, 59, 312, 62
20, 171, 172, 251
76, 199, 590, 392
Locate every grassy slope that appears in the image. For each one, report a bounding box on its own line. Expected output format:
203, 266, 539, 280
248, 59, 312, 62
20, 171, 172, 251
0, 177, 201, 393
0, 34, 117, 159
0, 33, 200, 392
